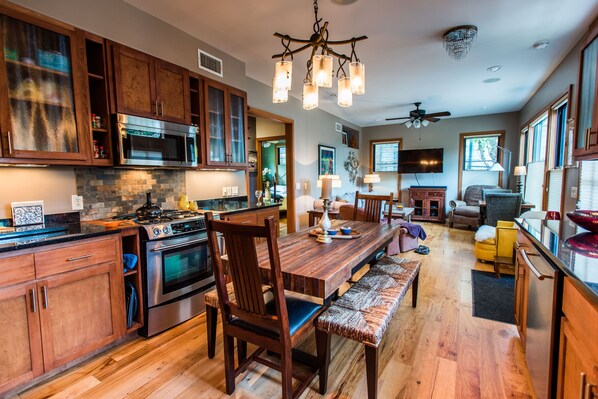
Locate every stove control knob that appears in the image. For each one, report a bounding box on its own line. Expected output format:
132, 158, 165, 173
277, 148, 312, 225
163, 226, 171, 235
152, 227, 162, 237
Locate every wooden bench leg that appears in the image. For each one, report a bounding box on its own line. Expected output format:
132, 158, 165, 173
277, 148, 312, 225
206, 304, 218, 359
365, 345, 379, 399
412, 271, 419, 308
316, 329, 331, 394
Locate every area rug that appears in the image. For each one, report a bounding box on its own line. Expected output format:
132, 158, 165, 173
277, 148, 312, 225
471, 270, 515, 324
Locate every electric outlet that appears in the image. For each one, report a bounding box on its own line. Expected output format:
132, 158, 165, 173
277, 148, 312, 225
71, 195, 83, 210
232, 186, 239, 195
571, 186, 578, 199
222, 187, 227, 196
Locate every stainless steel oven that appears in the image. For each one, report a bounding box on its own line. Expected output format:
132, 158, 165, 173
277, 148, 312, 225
115, 113, 198, 167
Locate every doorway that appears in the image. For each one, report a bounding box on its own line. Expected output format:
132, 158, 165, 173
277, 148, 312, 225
247, 108, 295, 234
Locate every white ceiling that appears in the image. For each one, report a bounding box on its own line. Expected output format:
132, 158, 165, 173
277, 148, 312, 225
124, 0, 598, 127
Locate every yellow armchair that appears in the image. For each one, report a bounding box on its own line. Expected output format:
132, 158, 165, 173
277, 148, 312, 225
474, 221, 518, 278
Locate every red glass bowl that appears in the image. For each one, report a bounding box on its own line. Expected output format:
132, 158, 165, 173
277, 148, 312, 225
565, 233, 598, 259
567, 210, 598, 233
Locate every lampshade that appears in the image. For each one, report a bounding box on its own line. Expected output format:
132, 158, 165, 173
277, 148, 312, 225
421, 119, 429, 127
514, 165, 527, 176
363, 174, 380, 183
413, 119, 421, 129
312, 54, 333, 88
273, 60, 292, 91
317, 175, 341, 199
489, 162, 505, 172
272, 78, 288, 104
303, 83, 318, 110
337, 77, 352, 107
405, 121, 412, 128
349, 61, 365, 95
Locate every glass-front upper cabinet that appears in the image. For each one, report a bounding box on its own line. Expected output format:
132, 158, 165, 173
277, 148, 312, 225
229, 90, 246, 166
0, 10, 90, 162
205, 83, 227, 166
574, 23, 598, 160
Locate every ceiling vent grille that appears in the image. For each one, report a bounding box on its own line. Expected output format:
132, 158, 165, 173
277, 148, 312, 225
198, 49, 223, 77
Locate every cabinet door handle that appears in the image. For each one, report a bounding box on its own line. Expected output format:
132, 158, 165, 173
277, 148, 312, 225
30, 288, 37, 313
586, 128, 592, 151
7, 131, 12, 155
521, 249, 553, 280
41, 286, 48, 309
161, 101, 164, 117
66, 254, 92, 262
155, 100, 159, 116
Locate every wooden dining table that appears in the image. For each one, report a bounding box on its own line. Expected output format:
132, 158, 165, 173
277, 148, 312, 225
256, 220, 399, 304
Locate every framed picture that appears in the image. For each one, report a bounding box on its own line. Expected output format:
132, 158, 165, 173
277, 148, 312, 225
318, 144, 336, 175
341, 132, 348, 146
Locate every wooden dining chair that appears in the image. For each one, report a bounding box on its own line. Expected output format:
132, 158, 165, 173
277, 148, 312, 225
205, 212, 325, 399
353, 191, 394, 224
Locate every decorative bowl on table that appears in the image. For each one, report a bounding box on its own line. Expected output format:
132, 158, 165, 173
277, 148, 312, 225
340, 226, 353, 235
566, 210, 598, 233
327, 229, 338, 236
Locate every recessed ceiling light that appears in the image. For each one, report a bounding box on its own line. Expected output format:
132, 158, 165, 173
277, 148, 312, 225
331, 0, 358, 4
483, 78, 501, 84
487, 65, 501, 72
533, 40, 550, 50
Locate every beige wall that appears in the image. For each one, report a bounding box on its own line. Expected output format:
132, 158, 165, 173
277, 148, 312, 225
186, 170, 246, 200
256, 118, 285, 138
0, 167, 76, 218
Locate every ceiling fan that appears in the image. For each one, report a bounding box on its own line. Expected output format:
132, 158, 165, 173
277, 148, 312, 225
386, 102, 451, 127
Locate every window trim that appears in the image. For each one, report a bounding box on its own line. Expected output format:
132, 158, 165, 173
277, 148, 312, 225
462, 134, 501, 171
369, 138, 402, 200
457, 130, 505, 200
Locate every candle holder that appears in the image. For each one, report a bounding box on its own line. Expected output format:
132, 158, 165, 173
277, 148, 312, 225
317, 198, 332, 244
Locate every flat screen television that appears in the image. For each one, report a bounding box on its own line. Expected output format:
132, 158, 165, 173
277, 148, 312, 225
398, 148, 444, 173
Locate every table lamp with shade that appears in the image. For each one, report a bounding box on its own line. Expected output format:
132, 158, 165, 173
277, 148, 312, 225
363, 173, 380, 192
514, 165, 527, 194
316, 175, 341, 243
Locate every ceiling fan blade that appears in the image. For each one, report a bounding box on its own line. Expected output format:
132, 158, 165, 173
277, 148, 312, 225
425, 111, 451, 118
424, 117, 440, 122
385, 116, 412, 121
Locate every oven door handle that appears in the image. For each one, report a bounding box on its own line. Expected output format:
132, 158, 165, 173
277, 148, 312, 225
149, 238, 208, 252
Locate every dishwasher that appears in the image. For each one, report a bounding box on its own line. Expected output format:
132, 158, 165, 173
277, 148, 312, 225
520, 247, 560, 399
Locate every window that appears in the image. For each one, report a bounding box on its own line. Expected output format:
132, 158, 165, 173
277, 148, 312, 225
463, 135, 499, 170
531, 114, 548, 162
372, 141, 399, 172
553, 102, 568, 168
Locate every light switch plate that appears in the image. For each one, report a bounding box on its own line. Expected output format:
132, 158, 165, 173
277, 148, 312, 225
226, 187, 232, 196
71, 195, 84, 210
296, 182, 301, 190
222, 187, 227, 196
232, 186, 238, 195
571, 186, 578, 199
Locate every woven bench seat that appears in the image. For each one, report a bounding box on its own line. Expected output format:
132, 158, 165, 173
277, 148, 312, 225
204, 282, 271, 359
315, 256, 421, 399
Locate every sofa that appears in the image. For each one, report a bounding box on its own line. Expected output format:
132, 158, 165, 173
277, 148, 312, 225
448, 184, 499, 229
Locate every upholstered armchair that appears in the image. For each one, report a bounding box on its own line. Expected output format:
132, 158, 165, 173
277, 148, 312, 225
474, 221, 519, 277
485, 193, 522, 227
448, 185, 499, 229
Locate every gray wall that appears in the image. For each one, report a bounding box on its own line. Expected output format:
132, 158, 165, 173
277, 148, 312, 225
362, 112, 521, 210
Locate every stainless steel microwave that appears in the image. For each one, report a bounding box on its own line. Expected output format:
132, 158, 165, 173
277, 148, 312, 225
115, 114, 198, 167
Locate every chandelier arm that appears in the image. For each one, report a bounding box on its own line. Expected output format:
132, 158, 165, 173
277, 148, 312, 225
272, 43, 315, 59
325, 36, 368, 45
304, 46, 317, 82
273, 32, 314, 44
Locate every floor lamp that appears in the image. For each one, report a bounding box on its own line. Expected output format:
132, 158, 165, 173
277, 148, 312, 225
489, 145, 511, 189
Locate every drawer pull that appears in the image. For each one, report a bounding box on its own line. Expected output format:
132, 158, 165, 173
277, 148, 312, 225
66, 254, 93, 262
30, 288, 37, 313
41, 286, 48, 309
521, 249, 553, 280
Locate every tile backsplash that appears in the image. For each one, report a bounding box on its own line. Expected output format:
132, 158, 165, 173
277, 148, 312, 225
75, 168, 185, 220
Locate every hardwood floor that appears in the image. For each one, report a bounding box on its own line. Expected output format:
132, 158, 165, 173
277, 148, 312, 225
13, 223, 534, 399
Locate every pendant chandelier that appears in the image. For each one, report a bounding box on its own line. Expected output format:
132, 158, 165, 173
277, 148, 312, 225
271, 0, 367, 110
443, 25, 478, 60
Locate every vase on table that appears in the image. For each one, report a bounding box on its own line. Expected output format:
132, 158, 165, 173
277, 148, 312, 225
318, 198, 332, 244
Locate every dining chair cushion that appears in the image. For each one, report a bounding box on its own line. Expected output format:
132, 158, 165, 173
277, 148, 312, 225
204, 282, 271, 309
230, 296, 322, 338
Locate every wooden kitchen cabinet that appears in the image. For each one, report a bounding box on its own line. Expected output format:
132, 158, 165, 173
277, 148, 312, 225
204, 79, 247, 167
224, 207, 280, 238
0, 234, 123, 396
573, 18, 598, 160
408, 187, 446, 223
556, 278, 598, 398
110, 42, 190, 124
0, 5, 91, 163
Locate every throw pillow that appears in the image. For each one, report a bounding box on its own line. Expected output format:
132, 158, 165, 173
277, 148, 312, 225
474, 225, 496, 242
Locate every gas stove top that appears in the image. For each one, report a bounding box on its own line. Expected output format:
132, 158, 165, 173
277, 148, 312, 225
113, 210, 207, 240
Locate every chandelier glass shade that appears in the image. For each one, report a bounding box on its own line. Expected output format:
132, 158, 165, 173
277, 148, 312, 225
271, 0, 367, 110
443, 25, 478, 60
272, 78, 288, 103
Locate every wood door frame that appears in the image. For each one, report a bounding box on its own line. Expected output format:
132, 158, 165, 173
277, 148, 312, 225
256, 135, 286, 191
457, 131, 505, 199
248, 107, 295, 233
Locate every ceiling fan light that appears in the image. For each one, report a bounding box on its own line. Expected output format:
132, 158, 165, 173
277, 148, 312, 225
349, 62, 365, 95
272, 78, 288, 103
413, 119, 421, 129
405, 121, 412, 128
312, 54, 333, 88
421, 119, 429, 127
337, 77, 353, 107
274, 60, 292, 91
303, 83, 319, 110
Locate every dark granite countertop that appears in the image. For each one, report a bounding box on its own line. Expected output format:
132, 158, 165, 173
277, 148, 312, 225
195, 195, 280, 214
516, 218, 598, 303
0, 222, 121, 253
218, 203, 280, 215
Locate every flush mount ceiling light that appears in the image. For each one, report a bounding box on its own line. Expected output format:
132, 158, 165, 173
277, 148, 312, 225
487, 65, 502, 72
271, 0, 367, 110
533, 40, 550, 50
443, 25, 478, 60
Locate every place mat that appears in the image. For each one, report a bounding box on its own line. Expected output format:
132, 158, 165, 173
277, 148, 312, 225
308, 228, 361, 239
